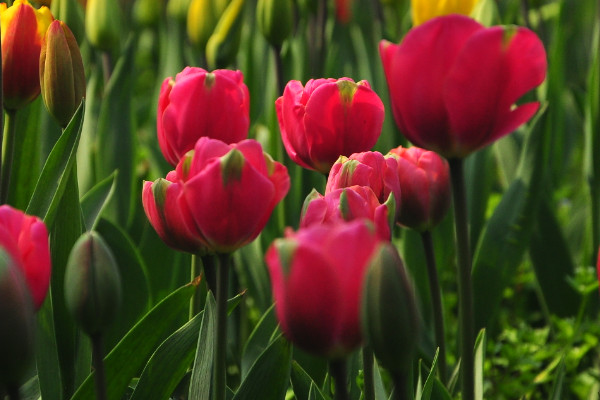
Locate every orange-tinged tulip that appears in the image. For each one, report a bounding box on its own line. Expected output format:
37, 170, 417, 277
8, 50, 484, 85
1, 0, 53, 110
411, 0, 479, 26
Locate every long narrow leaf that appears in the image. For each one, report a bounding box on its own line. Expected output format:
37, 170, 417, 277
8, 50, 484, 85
80, 171, 117, 231
188, 292, 217, 400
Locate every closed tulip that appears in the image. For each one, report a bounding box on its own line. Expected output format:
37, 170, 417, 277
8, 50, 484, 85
300, 186, 394, 240
1, 0, 53, 111
157, 67, 250, 166
388, 146, 451, 231
380, 15, 547, 159
276, 78, 384, 174
326, 151, 401, 207
335, 0, 352, 24
411, 0, 479, 26
266, 220, 381, 358
0, 205, 51, 311
144, 137, 289, 254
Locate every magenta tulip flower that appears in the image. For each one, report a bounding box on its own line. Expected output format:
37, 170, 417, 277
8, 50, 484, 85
0, 205, 51, 310
157, 67, 250, 166
380, 15, 547, 159
276, 78, 384, 174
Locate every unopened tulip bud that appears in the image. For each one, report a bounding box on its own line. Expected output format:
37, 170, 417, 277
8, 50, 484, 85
64, 232, 122, 336
256, 0, 293, 48
133, 0, 162, 27
206, 0, 245, 69
361, 243, 419, 376
187, 0, 221, 50
51, 0, 85, 43
40, 20, 86, 128
85, 0, 121, 51
0, 249, 35, 388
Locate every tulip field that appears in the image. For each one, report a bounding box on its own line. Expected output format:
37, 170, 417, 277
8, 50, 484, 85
0, 0, 599, 399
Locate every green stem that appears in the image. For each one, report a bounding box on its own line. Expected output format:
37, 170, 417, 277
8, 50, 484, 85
448, 158, 474, 400
420, 231, 447, 383
1, 110, 17, 204
202, 254, 217, 294
273, 45, 285, 97
214, 253, 231, 400
362, 347, 375, 400
101, 52, 112, 86
91, 334, 107, 400
189, 254, 201, 319
329, 358, 349, 400
391, 373, 410, 400
590, 184, 599, 266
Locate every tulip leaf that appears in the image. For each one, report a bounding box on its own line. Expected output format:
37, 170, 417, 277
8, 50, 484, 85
241, 304, 277, 379
415, 348, 439, 400
471, 106, 547, 329
26, 100, 84, 227
36, 296, 64, 400
474, 329, 486, 400
232, 334, 292, 400
290, 361, 327, 400
70, 280, 199, 400
188, 292, 217, 400
95, 218, 152, 350
80, 171, 118, 231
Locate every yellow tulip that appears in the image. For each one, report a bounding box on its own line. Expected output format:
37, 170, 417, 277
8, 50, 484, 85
411, 0, 479, 26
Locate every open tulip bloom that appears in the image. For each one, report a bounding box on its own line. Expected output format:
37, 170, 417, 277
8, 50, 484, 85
380, 14, 547, 159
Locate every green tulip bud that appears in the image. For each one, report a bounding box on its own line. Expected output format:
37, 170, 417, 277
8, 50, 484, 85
0, 248, 35, 388
256, 0, 293, 48
85, 0, 122, 52
51, 0, 85, 44
187, 0, 220, 51
64, 232, 122, 336
134, 0, 164, 27
40, 20, 86, 128
167, 0, 193, 22
205, 0, 245, 69
361, 243, 419, 377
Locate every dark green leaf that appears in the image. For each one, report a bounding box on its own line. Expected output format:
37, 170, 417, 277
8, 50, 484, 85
80, 171, 117, 231
241, 304, 277, 379
189, 292, 217, 400
290, 361, 328, 400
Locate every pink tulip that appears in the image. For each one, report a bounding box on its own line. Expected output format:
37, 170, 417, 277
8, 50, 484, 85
157, 67, 250, 166
266, 220, 381, 358
0, 205, 51, 310
276, 78, 384, 174
380, 15, 547, 159
388, 146, 451, 231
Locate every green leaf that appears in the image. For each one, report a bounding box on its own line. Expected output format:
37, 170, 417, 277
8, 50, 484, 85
233, 334, 292, 400
189, 292, 217, 400
415, 349, 439, 400
70, 280, 199, 400
290, 361, 328, 400
36, 295, 63, 399
80, 171, 117, 231
474, 329, 486, 400
26, 101, 84, 226
548, 357, 566, 400
472, 106, 547, 329
241, 304, 277, 379
95, 218, 152, 350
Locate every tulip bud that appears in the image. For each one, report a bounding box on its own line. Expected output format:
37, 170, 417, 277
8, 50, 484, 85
0, 249, 35, 388
167, 0, 193, 22
0, 0, 53, 111
411, 0, 479, 26
64, 232, 122, 336
133, 0, 163, 27
40, 20, 86, 128
206, 0, 245, 69
361, 243, 419, 376
256, 0, 293, 48
51, 0, 85, 43
187, 0, 221, 51
85, 0, 122, 52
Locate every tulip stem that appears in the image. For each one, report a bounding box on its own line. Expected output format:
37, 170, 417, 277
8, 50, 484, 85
329, 358, 349, 400
201, 254, 217, 294
590, 183, 599, 266
91, 334, 107, 400
102, 52, 112, 85
214, 253, 230, 400
362, 346, 375, 400
0, 110, 17, 204
420, 230, 447, 384
273, 45, 285, 96
448, 158, 474, 400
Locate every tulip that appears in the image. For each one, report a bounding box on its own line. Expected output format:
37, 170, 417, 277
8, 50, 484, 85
157, 67, 250, 166
335, 0, 352, 24
256, 0, 293, 48
380, 15, 547, 159
64, 231, 122, 336
266, 219, 381, 358
300, 186, 394, 240
0, 0, 53, 111
85, 0, 121, 51
40, 20, 86, 128
0, 205, 51, 310
205, 0, 245, 69
144, 137, 289, 254
388, 146, 451, 231
276, 78, 384, 174
0, 249, 35, 390
326, 151, 401, 207
51, 0, 85, 44
411, 0, 479, 26
187, 0, 222, 51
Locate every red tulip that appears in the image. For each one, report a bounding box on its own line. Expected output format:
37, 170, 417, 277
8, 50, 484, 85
1, 0, 53, 110
335, 0, 352, 24
380, 15, 547, 159
388, 146, 451, 231
276, 78, 384, 174
300, 186, 393, 240
157, 67, 250, 166
266, 219, 381, 358
0, 205, 51, 310
326, 151, 401, 208
144, 137, 290, 254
